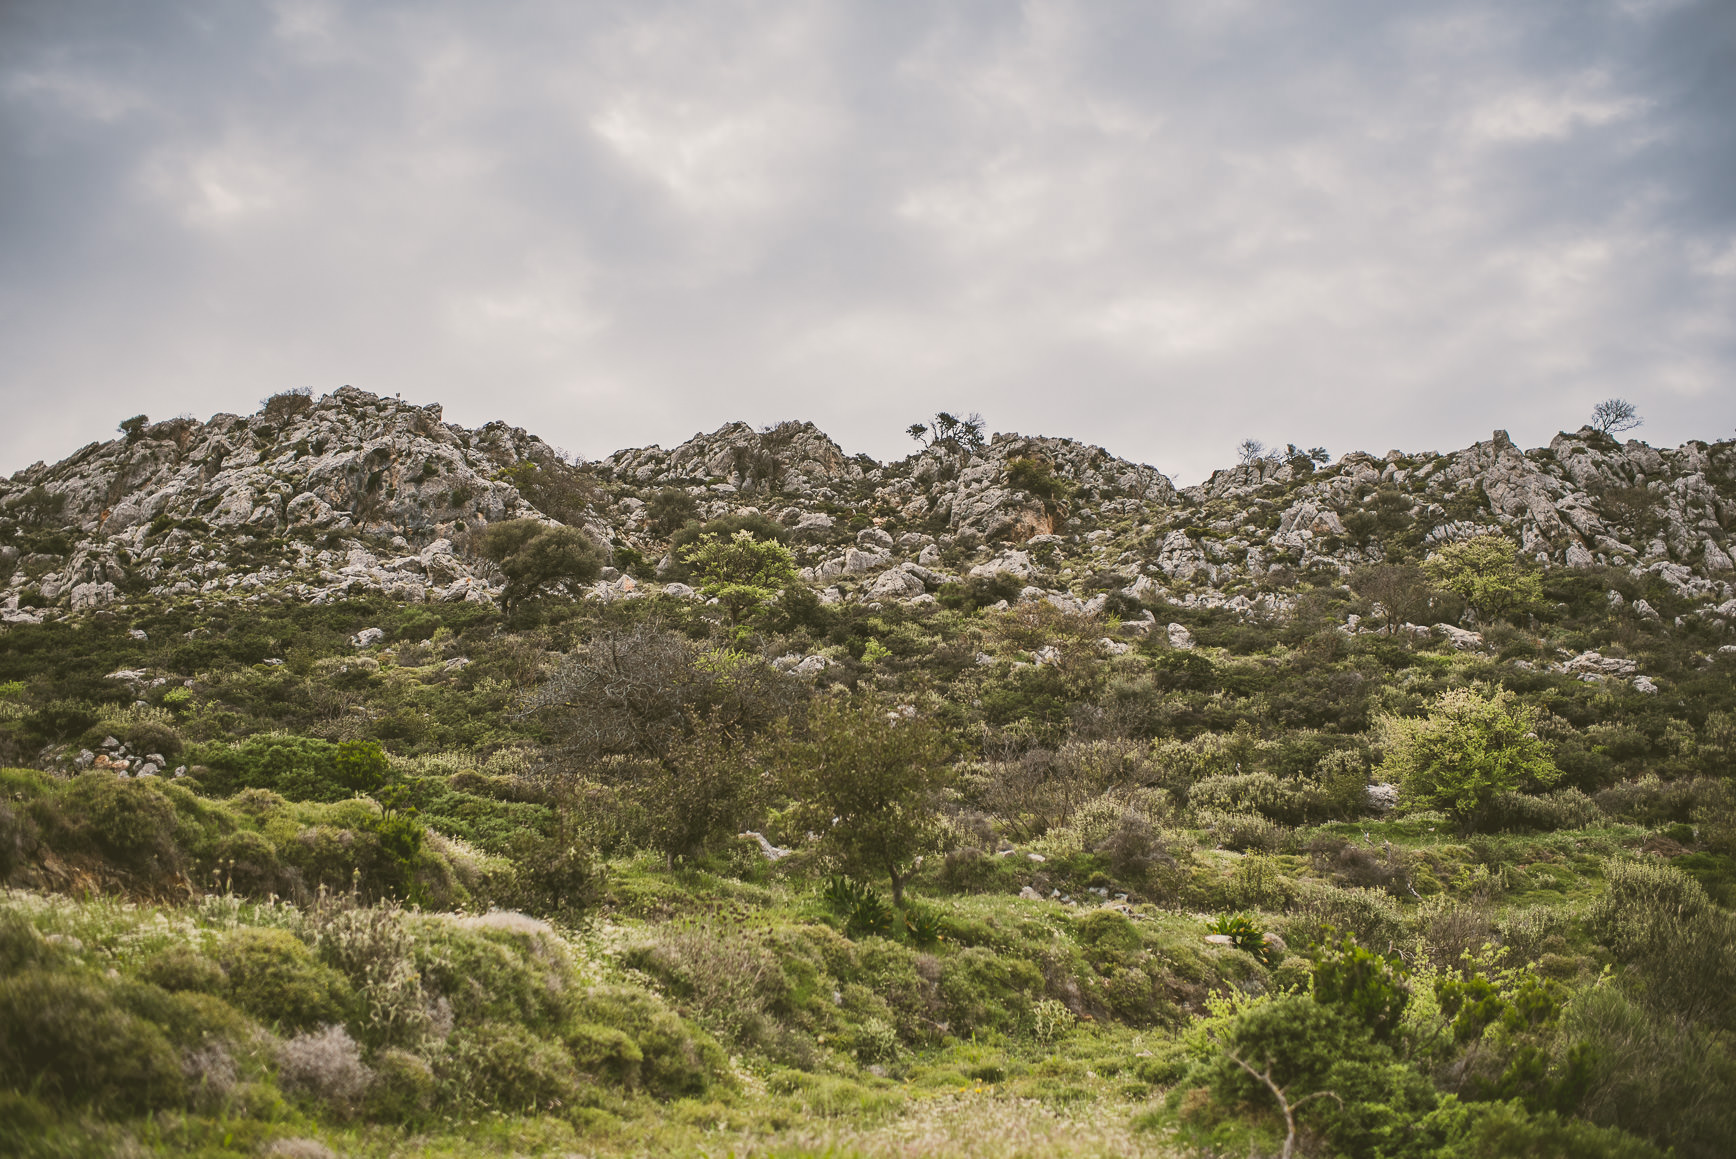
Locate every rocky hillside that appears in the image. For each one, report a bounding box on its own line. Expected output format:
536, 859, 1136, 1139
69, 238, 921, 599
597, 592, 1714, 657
3, 387, 1734, 639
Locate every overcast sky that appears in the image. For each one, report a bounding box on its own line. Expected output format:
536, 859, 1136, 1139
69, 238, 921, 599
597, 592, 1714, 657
2, 1, 1732, 483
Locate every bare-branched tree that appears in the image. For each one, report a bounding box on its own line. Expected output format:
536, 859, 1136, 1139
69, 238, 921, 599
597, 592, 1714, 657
1591, 398, 1642, 435
1224, 1048, 1343, 1159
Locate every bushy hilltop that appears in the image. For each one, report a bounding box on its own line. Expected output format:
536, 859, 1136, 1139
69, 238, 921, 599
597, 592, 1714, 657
4, 387, 1736, 1159
3, 386, 1733, 633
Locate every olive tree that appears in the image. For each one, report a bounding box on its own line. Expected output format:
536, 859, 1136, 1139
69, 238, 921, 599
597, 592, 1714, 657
474, 518, 604, 609
777, 698, 951, 905
1377, 686, 1558, 832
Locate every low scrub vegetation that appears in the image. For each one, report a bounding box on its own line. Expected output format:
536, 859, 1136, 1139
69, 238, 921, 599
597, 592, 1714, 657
1, 541, 1732, 1157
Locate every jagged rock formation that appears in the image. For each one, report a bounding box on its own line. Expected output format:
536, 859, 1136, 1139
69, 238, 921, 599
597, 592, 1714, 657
3, 390, 1734, 643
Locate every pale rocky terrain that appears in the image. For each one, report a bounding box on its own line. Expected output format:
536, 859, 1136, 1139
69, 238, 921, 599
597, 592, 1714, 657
4, 388, 1734, 658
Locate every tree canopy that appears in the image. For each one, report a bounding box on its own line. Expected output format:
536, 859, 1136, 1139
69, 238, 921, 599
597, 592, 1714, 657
777, 699, 951, 904
1377, 686, 1559, 830
678, 529, 798, 624
1423, 534, 1541, 624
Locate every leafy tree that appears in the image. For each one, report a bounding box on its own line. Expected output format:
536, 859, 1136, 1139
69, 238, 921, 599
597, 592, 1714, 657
475, 518, 604, 609
645, 487, 699, 536
333, 739, 390, 795
492, 457, 600, 525
665, 512, 788, 578
636, 710, 758, 866
1591, 398, 1642, 436
910, 411, 987, 455
117, 414, 149, 442
678, 529, 798, 624
1349, 564, 1436, 635
1423, 534, 1541, 623
778, 698, 951, 905
1377, 686, 1559, 831
524, 623, 802, 761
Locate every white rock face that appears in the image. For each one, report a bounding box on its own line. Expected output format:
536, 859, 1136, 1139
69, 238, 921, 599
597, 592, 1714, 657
1167, 623, 1195, 649
5, 388, 1735, 635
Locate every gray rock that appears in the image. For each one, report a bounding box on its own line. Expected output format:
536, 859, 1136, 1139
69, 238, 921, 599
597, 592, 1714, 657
866, 568, 925, 599
845, 547, 891, 573
1366, 783, 1401, 810
856, 527, 894, 550
351, 627, 385, 647
1435, 624, 1483, 650
1167, 623, 1194, 649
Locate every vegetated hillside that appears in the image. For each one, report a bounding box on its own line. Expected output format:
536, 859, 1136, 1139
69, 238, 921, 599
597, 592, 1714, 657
0, 388, 1733, 1159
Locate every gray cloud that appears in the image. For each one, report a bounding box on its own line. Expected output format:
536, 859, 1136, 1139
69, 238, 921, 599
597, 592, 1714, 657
2, 0, 1731, 482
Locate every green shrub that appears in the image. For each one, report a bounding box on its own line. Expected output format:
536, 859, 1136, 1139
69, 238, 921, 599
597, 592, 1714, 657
1196, 808, 1286, 853
1589, 859, 1736, 1029
1312, 935, 1409, 1042
216, 928, 353, 1032
565, 1022, 644, 1087
186, 735, 343, 801
938, 945, 1043, 1036
569, 986, 729, 1098
1208, 994, 1439, 1159
52, 775, 182, 878
364, 1048, 435, 1123
0, 970, 184, 1112
139, 945, 229, 995
0, 909, 57, 974
211, 829, 289, 897
1287, 882, 1407, 952
441, 1022, 579, 1114
333, 739, 389, 795
1447, 1100, 1666, 1159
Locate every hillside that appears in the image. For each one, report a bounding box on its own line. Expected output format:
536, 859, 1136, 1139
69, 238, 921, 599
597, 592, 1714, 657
1, 388, 1733, 1158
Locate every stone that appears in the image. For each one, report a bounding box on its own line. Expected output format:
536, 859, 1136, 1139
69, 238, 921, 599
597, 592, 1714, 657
844, 547, 891, 573
1204, 934, 1235, 946
856, 527, 894, 550
1435, 624, 1483, 650
351, 627, 385, 647
662, 582, 696, 599
1632, 675, 1658, 693
1633, 598, 1660, 619
1366, 783, 1400, 811
866, 568, 925, 599
1018, 886, 1043, 901
69, 581, 118, 610
918, 543, 942, 566
1167, 623, 1194, 649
